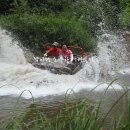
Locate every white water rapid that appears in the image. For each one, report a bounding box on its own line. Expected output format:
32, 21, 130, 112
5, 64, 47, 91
0, 29, 129, 99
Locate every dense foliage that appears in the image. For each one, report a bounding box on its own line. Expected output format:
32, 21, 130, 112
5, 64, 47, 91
0, 14, 95, 51
2, 90, 130, 130
119, 3, 130, 28
0, 0, 130, 52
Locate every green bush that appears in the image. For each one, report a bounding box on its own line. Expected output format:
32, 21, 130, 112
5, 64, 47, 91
119, 3, 130, 28
5, 99, 96, 130
69, 0, 121, 32
0, 14, 95, 52
0, 0, 74, 15
0, 0, 13, 14
28, 0, 73, 15
118, 0, 130, 9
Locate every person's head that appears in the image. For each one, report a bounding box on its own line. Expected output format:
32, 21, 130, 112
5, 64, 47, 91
62, 45, 67, 52
52, 42, 59, 49
45, 43, 51, 50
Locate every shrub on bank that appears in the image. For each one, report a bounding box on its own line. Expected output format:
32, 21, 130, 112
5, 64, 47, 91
119, 3, 130, 29
0, 14, 96, 53
5, 98, 99, 130
4, 94, 130, 130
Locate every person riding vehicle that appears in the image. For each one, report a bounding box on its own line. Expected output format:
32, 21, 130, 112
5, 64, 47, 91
60, 45, 73, 62
44, 42, 61, 59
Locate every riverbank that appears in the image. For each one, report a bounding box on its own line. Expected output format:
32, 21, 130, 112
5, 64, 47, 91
0, 85, 129, 130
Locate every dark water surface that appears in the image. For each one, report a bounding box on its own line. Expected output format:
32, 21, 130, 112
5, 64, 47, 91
0, 88, 128, 129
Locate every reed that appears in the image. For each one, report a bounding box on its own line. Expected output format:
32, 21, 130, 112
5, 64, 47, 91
1, 82, 130, 130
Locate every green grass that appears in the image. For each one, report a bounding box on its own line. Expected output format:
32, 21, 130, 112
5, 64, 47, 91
0, 82, 130, 130
2, 90, 130, 130
0, 14, 96, 52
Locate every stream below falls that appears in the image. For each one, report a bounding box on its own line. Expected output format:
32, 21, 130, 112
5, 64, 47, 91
0, 28, 130, 128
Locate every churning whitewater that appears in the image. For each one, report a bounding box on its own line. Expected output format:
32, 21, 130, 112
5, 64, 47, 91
0, 29, 128, 98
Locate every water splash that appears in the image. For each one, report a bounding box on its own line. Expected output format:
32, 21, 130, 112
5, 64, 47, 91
81, 31, 129, 81
0, 28, 128, 98
0, 29, 27, 64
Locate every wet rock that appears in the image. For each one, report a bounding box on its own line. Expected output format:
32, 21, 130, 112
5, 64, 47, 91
107, 45, 111, 49
122, 31, 130, 60
23, 48, 35, 63
122, 31, 130, 43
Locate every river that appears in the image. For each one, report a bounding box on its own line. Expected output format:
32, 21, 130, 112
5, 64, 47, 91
0, 28, 130, 128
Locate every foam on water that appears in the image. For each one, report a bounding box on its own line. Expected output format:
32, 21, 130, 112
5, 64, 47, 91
0, 29, 128, 99
0, 30, 27, 64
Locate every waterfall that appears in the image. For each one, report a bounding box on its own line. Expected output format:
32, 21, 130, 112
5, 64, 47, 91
0, 28, 128, 98
0, 29, 27, 64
